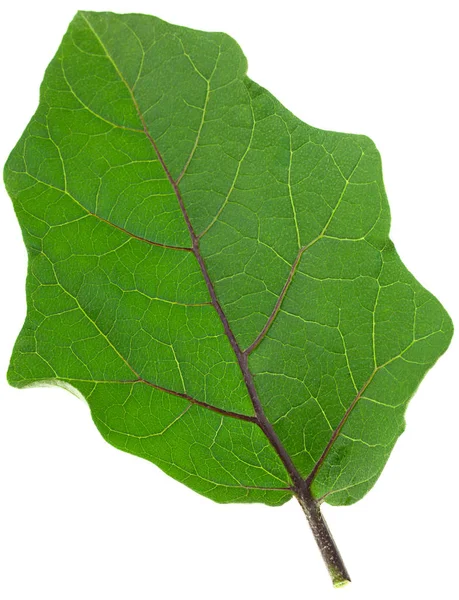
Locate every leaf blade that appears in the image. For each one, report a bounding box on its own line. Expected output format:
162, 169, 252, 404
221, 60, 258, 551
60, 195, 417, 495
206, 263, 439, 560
4, 10, 452, 511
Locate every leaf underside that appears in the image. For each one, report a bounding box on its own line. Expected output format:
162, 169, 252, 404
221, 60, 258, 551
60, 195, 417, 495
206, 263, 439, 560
4, 11, 452, 508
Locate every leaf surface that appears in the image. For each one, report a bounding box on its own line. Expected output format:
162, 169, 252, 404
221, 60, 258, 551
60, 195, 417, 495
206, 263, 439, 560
4, 10, 452, 515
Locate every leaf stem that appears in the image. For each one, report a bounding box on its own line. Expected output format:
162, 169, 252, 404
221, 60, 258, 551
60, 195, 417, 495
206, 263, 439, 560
295, 484, 351, 587
80, 18, 352, 586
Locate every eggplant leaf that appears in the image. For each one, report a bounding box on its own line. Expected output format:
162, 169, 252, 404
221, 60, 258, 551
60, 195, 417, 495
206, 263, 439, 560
4, 11, 452, 586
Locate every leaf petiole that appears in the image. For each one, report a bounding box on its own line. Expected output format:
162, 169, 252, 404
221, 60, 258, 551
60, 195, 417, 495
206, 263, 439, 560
296, 484, 351, 587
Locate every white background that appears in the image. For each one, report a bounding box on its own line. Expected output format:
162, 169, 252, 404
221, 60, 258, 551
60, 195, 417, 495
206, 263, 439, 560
0, 1, 457, 598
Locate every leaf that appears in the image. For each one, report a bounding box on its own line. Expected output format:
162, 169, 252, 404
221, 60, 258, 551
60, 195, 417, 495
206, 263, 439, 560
3, 10, 452, 586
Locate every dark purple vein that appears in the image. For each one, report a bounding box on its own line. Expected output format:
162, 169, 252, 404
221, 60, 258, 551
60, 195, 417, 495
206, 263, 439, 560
141, 120, 306, 489
244, 150, 364, 357
139, 112, 305, 488
81, 13, 305, 490
27, 174, 193, 252
305, 371, 377, 486
98, 212, 192, 251
54, 265, 254, 425
137, 377, 258, 423
60, 376, 255, 422
244, 230, 329, 355
245, 245, 306, 355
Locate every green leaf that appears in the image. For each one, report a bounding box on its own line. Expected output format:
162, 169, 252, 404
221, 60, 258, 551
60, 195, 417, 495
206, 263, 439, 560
4, 10, 452, 585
